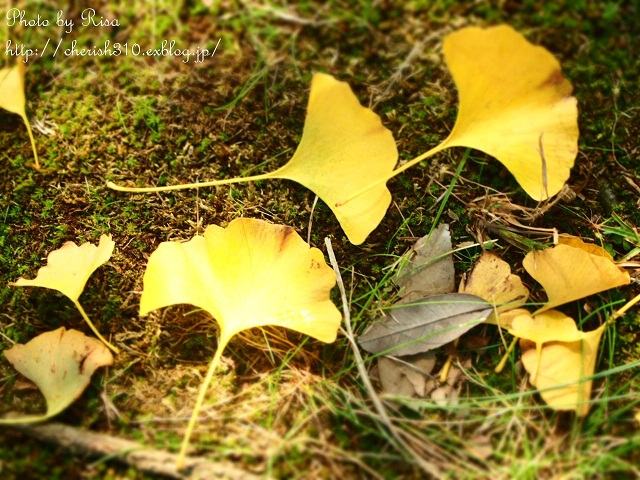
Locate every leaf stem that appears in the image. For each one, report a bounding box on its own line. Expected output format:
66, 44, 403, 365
612, 292, 640, 321
176, 338, 227, 470
73, 300, 119, 354
21, 113, 40, 169
494, 336, 518, 374
106, 172, 276, 193
335, 142, 449, 207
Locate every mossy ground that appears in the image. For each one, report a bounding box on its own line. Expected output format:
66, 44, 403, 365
1, 1, 639, 478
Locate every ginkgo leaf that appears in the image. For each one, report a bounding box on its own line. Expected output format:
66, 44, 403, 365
0, 62, 40, 168
107, 73, 398, 244
509, 309, 586, 382
459, 251, 529, 316
358, 293, 493, 356
0, 327, 113, 424
339, 24, 579, 205
9, 235, 118, 353
11, 234, 115, 301
523, 239, 630, 312
139, 217, 342, 467
437, 25, 579, 200
521, 323, 606, 416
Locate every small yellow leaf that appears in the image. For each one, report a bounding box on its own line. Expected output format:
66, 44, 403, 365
509, 309, 586, 382
509, 309, 586, 344
9, 234, 118, 352
460, 251, 529, 316
0, 327, 113, 423
439, 25, 578, 200
521, 323, 605, 416
0, 62, 40, 168
10, 234, 115, 303
523, 241, 630, 312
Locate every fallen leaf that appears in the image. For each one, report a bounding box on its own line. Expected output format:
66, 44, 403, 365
0, 62, 40, 168
358, 293, 493, 356
337, 24, 579, 206
0, 327, 113, 423
395, 224, 455, 302
268, 73, 398, 244
523, 241, 630, 312
377, 353, 437, 398
140, 218, 341, 343
438, 25, 579, 200
139, 217, 342, 467
460, 251, 529, 315
521, 323, 606, 416
9, 234, 118, 353
108, 73, 398, 245
10, 234, 115, 302
509, 309, 586, 382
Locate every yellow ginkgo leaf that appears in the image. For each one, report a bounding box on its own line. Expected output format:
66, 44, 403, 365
521, 323, 606, 416
523, 240, 630, 312
338, 24, 579, 207
0, 327, 113, 424
439, 25, 578, 200
460, 251, 529, 317
0, 62, 40, 168
139, 217, 342, 467
272, 72, 399, 244
557, 234, 613, 259
9, 235, 118, 353
509, 309, 586, 382
108, 73, 398, 244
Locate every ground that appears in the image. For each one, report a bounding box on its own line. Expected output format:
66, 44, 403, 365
1, 1, 639, 479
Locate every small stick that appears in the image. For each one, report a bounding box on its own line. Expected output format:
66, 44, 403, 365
3, 420, 264, 480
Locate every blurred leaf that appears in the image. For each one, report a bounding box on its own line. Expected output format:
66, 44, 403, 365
0, 62, 40, 168
0, 328, 113, 423
523, 236, 630, 312
9, 235, 117, 353
521, 323, 606, 416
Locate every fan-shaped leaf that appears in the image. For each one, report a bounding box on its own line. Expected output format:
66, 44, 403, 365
0, 328, 113, 423
523, 238, 630, 312
139, 217, 342, 467
108, 73, 398, 244
521, 323, 605, 416
439, 25, 578, 200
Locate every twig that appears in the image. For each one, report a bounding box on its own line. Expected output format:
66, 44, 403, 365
2, 421, 265, 480
324, 238, 443, 479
